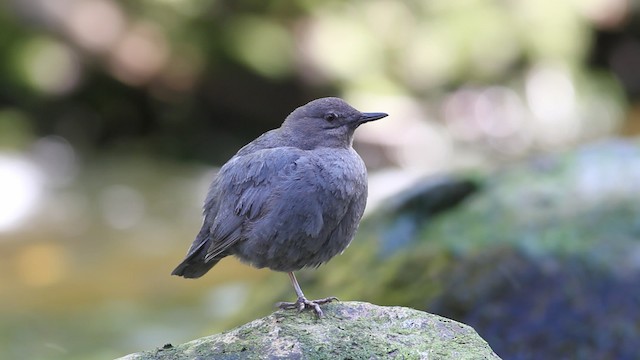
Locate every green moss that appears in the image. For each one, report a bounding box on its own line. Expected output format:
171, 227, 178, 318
118, 302, 500, 359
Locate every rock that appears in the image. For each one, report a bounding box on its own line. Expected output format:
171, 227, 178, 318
117, 301, 500, 360
371, 176, 480, 257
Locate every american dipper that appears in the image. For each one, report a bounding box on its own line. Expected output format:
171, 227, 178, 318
172, 97, 388, 317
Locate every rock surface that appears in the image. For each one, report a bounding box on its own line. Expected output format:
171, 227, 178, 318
117, 301, 500, 360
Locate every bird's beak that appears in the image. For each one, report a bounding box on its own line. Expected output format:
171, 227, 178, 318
359, 112, 388, 124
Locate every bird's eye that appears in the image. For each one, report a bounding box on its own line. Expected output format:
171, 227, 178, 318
324, 113, 338, 122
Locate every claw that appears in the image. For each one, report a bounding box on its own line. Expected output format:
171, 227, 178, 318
276, 296, 339, 318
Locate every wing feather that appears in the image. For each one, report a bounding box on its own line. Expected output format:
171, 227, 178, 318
202, 148, 305, 261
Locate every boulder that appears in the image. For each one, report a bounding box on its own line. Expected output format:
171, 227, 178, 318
118, 301, 500, 360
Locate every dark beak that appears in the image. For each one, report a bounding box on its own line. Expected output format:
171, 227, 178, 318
359, 112, 388, 124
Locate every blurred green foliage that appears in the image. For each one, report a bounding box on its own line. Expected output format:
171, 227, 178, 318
0, 0, 634, 162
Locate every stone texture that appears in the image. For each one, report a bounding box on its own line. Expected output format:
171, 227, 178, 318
118, 301, 500, 360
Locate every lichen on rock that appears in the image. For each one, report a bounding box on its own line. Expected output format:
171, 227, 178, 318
117, 301, 500, 360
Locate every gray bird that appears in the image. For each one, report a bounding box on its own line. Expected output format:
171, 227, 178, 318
172, 97, 388, 317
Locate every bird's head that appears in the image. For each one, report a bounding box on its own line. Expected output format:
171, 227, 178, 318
281, 97, 388, 149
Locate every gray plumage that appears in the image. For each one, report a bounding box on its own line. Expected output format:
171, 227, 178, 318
172, 97, 387, 316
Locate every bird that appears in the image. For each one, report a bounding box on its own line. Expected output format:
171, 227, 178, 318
172, 97, 388, 317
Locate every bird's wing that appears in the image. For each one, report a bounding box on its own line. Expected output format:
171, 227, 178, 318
203, 147, 308, 262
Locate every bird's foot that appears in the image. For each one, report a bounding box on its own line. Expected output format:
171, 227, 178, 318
276, 296, 338, 318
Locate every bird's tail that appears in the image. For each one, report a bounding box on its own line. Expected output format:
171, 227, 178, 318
171, 233, 221, 278
171, 256, 219, 278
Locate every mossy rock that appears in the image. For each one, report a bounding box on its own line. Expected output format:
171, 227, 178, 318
118, 302, 500, 360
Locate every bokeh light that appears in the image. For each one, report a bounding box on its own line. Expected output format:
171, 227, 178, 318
226, 16, 294, 78
65, 0, 125, 53
15, 242, 68, 287
15, 37, 82, 95
31, 136, 78, 187
0, 155, 42, 232
108, 22, 170, 85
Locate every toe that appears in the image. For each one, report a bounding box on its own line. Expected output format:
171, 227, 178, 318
315, 296, 338, 305
276, 301, 297, 310
311, 304, 324, 318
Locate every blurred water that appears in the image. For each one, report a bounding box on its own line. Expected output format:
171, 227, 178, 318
0, 155, 268, 359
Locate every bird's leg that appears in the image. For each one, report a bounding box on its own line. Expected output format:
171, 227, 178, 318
276, 272, 338, 318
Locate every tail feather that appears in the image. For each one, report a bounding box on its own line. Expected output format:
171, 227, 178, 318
171, 257, 219, 278
171, 234, 223, 278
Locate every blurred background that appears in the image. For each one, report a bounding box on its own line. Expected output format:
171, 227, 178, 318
0, 0, 639, 359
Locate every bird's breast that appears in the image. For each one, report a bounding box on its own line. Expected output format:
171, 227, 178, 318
232, 147, 368, 272
312, 147, 367, 195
